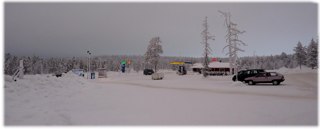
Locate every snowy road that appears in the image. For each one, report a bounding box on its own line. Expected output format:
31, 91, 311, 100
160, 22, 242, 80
4, 70, 318, 125
103, 80, 315, 100
100, 72, 316, 100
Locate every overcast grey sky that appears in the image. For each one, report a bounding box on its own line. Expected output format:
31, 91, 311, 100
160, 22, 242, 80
5, 2, 318, 58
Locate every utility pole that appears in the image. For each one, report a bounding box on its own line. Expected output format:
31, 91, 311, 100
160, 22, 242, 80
41, 59, 43, 74
253, 51, 257, 69
87, 50, 91, 79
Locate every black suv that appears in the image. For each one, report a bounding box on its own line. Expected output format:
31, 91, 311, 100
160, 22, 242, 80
232, 69, 265, 82
143, 69, 154, 75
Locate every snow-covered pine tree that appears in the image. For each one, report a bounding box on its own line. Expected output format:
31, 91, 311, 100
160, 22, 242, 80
5, 53, 12, 73
4, 53, 19, 75
23, 57, 33, 74
144, 37, 163, 72
133, 56, 143, 73
133, 61, 142, 73
201, 16, 214, 77
31, 55, 42, 74
307, 38, 318, 69
280, 52, 289, 68
5, 53, 12, 75
294, 41, 307, 69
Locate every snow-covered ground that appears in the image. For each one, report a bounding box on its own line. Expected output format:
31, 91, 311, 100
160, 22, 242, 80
4, 67, 318, 125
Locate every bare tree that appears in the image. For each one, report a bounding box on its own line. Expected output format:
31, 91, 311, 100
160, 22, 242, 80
218, 11, 246, 80
201, 16, 215, 77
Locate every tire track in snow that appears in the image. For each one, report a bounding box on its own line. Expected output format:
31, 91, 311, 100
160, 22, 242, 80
102, 81, 316, 100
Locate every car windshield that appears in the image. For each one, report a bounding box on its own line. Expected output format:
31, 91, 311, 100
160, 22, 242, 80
270, 72, 278, 76
266, 73, 271, 76
256, 73, 266, 77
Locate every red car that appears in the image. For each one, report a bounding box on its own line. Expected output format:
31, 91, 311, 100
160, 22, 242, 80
244, 72, 285, 85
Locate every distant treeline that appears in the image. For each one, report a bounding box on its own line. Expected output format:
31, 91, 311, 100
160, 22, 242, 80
5, 38, 318, 75
238, 53, 297, 70
4, 52, 302, 75
4, 54, 201, 75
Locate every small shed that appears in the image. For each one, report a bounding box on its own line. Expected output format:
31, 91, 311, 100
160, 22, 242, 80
191, 62, 233, 75
97, 68, 107, 78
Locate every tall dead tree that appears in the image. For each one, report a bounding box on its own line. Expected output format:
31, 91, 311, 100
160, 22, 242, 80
201, 16, 215, 77
218, 11, 246, 80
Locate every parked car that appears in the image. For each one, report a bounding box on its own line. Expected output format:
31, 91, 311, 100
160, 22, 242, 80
232, 69, 266, 82
143, 69, 154, 75
53, 72, 63, 77
244, 72, 285, 85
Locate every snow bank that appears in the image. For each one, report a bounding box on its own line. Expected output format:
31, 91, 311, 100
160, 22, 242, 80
231, 81, 247, 86
5, 75, 13, 82
5, 72, 94, 125
270, 65, 317, 74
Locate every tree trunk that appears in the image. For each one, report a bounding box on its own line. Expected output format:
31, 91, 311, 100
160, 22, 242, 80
299, 62, 301, 69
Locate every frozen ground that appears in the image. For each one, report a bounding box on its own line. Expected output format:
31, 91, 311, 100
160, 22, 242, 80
4, 67, 318, 125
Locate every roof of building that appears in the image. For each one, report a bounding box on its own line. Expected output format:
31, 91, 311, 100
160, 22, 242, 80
191, 62, 230, 68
